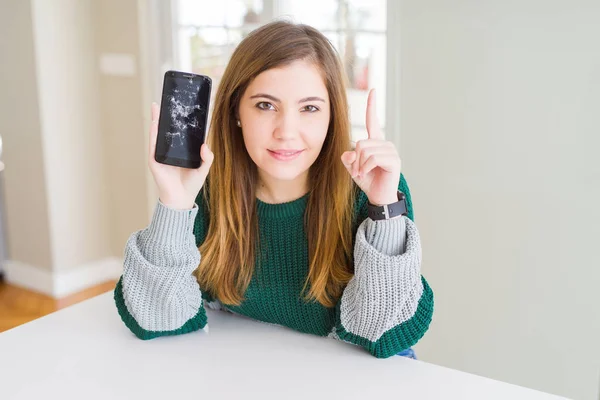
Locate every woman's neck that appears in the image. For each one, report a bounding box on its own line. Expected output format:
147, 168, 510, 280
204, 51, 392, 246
256, 171, 310, 204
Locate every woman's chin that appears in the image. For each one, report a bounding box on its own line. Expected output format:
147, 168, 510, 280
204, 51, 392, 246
258, 164, 308, 181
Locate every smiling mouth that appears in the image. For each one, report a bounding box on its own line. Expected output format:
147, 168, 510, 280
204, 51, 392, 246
267, 149, 304, 160
268, 149, 303, 156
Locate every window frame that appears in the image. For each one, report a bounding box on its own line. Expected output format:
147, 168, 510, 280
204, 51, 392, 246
153, 0, 400, 148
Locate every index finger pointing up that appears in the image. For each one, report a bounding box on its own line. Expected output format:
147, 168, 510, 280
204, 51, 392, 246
366, 88, 383, 140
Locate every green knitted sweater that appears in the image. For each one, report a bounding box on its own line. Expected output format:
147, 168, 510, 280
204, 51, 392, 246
114, 174, 434, 358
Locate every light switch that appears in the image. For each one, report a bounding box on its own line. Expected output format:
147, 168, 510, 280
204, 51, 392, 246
99, 53, 137, 76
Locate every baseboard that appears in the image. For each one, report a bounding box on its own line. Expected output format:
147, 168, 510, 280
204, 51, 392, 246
4, 258, 123, 298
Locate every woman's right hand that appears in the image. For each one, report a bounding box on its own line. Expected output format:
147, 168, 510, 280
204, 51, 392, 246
148, 102, 214, 210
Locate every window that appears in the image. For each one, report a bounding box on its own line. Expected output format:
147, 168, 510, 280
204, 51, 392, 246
173, 0, 388, 141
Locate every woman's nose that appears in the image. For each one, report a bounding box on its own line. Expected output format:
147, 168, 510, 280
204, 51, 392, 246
274, 112, 300, 140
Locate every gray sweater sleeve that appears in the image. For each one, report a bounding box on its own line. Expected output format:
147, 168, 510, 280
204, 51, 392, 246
114, 200, 207, 339
334, 216, 434, 358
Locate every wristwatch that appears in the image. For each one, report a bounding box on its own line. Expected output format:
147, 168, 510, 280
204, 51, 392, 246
367, 190, 408, 220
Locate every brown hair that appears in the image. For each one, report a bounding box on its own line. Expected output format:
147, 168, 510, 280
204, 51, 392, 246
195, 20, 356, 308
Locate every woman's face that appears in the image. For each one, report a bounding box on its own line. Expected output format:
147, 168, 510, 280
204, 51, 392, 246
238, 60, 331, 184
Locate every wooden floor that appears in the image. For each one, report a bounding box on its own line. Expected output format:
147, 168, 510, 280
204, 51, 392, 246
0, 279, 117, 333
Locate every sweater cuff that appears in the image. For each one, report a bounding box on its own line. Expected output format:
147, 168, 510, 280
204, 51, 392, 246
144, 200, 199, 247
363, 216, 407, 256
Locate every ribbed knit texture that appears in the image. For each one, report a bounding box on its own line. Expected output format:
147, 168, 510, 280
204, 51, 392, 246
114, 174, 434, 357
116, 201, 206, 336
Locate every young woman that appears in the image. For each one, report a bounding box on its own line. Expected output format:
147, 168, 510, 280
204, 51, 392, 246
114, 20, 433, 359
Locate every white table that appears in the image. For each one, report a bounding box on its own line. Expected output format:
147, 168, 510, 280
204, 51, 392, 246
0, 292, 566, 400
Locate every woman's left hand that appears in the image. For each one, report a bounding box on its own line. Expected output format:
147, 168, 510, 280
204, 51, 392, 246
341, 89, 402, 206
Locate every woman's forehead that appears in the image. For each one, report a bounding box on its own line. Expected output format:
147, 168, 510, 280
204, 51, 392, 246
247, 60, 328, 99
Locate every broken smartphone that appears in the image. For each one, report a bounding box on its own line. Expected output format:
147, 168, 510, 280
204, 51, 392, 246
154, 70, 212, 169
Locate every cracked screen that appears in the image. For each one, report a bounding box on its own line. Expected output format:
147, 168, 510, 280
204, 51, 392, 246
156, 73, 211, 166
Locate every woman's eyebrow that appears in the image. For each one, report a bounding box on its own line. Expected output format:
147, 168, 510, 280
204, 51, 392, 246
298, 96, 326, 103
249, 93, 326, 103
250, 93, 281, 103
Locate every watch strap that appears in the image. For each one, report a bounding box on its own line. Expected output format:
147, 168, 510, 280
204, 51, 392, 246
367, 190, 408, 220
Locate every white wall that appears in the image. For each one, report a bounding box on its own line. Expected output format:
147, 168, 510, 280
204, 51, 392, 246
1, 0, 149, 297
0, 0, 53, 271
91, 0, 149, 255
401, 1, 600, 399
30, 0, 112, 270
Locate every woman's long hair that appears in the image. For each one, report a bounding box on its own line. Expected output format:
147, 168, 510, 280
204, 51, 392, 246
195, 20, 356, 308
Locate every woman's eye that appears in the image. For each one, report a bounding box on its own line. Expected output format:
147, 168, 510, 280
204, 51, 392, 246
302, 105, 319, 113
256, 102, 275, 111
